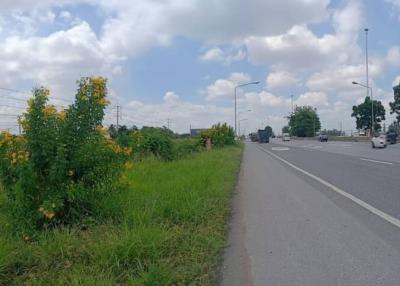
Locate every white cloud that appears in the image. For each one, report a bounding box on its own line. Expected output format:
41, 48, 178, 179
200, 48, 225, 62
0, 21, 119, 100
266, 71, 299, 90
387, 46, 400, 66
386, 0, 400, 18
306, 62, 382, 94
205, 72, 251, 101
245, 91, 290, 108
295, 92, 330, 108
393, 76, 400, 87
163, 91, 180, 102
245, 1, 362, 70
199, 47, 246, 64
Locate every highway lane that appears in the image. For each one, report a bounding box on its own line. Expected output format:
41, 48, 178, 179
272, 138, 400, 164
260, 140, 400, 220
220, 142, 400, 286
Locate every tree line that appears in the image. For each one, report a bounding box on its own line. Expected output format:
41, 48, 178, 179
280, 81, 400, 137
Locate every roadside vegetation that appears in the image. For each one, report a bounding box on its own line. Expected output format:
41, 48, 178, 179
0, 77, 242, 285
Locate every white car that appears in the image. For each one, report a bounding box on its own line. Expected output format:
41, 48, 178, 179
371, 134, 386, 148
282, 133, 291, 141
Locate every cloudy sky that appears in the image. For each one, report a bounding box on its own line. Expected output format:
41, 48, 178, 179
0, 0, 399, 134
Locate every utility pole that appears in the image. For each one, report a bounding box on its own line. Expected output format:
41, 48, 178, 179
340, 121, 342, 136
116, 105, 121, 129
291, 94, 294, 115
167, 118, 171, 130
365, 28, 374, 136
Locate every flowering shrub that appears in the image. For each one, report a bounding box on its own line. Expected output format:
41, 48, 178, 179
128, 127, 174, 161
200, 123, 235, 148
0, 77, 129, 234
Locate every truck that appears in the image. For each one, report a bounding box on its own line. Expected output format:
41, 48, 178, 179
258, 129, 270, 143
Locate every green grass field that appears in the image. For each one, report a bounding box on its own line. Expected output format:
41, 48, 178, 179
0, 145, 242, 285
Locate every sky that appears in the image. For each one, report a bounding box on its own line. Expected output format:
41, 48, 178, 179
0, 0, 399, 135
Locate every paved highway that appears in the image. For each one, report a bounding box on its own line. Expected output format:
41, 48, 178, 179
219, 141, 400, 286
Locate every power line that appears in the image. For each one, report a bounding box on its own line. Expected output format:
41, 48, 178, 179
0, 104, 27, 110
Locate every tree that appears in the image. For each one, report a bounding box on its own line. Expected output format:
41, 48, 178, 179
389, 81, 400, 123
282, 125, 290, 134
288, 106, 321, 137
388, 121, 400, 133
264, 125, 273, 137
351, 96, 385, 132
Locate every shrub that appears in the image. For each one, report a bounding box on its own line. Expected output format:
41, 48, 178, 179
129, 127, 174, 161
172, 138, 202, 160
0, 77, 130, 235
200, 123, 235, 148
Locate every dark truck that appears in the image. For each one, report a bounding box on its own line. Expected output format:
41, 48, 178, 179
258, 129, 270, 143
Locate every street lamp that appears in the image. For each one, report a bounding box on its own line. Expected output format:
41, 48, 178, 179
234, 82, 259, 136
352, 81, 374, 135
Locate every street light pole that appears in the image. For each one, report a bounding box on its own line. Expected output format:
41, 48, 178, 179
365, 28, 369, 100
364, 28, 374, 135
234, 82, 259, 137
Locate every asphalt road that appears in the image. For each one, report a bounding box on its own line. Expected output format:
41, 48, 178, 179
219, 141, 400, 286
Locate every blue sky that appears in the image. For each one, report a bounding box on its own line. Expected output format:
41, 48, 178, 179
0, 0, 399, 134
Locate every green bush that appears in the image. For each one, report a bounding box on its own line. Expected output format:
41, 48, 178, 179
172, 138, 202, 160
128, 127, 174, 161
200, 123, 235, 148
0, 77, 129, 235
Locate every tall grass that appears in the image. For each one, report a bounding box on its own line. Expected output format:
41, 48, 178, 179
0, 145, 242, 285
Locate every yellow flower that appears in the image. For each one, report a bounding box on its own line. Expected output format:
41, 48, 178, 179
46, 212, 55, 220
124, 161, 133, 170
123, 147, 132, 156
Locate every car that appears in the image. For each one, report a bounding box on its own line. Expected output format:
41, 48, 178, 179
386, 132, 398, 144
319, 134, 328, 142
282, 133, 291, 141
371, 133, 387, 148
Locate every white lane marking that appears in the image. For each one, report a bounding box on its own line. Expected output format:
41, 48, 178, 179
360, 158, 393, 165
257, 146, 400, 229
271, 147, 290, 151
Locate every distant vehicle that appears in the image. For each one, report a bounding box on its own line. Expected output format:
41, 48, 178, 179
250, 133, 258, 142
358, 130, 367, 136
386, 132, 397, 144
258, 129, 270, 143
371, 133, 386, 148
319, 134, 328, 142
282, 133, 290, 141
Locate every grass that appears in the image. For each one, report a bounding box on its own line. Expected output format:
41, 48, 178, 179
0, 145, 242, 285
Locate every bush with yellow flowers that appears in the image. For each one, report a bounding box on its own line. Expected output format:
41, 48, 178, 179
199, 123, 235, 148
0, 77, 130, 234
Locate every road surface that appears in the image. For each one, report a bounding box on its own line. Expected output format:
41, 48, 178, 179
219, 140, 400, 286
